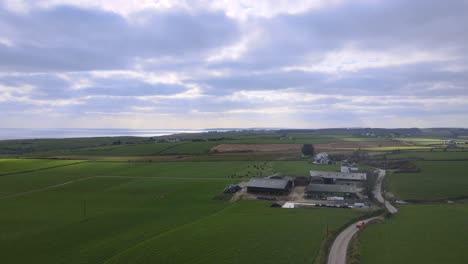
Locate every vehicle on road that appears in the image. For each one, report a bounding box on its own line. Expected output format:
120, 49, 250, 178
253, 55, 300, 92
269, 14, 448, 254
355, 221, 365, 228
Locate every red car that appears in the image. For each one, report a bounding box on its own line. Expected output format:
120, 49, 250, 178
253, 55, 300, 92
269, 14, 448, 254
355, 221, 365, 228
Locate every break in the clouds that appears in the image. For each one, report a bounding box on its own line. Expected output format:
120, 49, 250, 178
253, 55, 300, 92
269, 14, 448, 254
0, 0, 467, 129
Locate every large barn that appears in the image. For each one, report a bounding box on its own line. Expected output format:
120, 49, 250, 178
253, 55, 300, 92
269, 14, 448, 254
305, 184, 360, 199
309, 170, 366, 184
246, 178, 293, 195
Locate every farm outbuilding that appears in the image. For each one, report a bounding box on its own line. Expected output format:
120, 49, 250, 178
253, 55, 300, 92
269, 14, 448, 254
305, 184, 360, 199
246, 178, 293, 195
310, 170, 366, 184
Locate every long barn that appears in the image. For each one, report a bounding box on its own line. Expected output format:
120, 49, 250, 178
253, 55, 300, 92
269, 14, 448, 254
246, 178, 293, 195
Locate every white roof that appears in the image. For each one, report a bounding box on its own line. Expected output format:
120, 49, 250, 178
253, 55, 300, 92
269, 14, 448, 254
310, 170, 367, 181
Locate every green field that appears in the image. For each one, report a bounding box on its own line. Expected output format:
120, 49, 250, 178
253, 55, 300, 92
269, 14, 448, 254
359, 203, 468, 264
0, 158, 84, 175
106, 201, 361, 264
0, 159, 362, 264
0, 137, 149, 155
388, 150, 468, 160
0, 160, 340, 197
363, 146, 432, 151
393, 137, 445, 145
387, 161, 468, 201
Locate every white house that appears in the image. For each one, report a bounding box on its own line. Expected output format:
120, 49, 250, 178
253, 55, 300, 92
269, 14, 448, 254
313, 152, 331, 164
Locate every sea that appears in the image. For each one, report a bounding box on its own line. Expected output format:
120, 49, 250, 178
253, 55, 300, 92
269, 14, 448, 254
0, 128, 211, 140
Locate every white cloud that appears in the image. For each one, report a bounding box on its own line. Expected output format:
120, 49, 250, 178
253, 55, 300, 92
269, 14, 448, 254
28, 0, 343, 20
283, 48, 454, 73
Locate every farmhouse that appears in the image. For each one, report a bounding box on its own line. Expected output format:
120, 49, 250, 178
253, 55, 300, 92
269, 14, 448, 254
246, 178, 293, 195
310, 170, 366, 184
313, 152, 332, 164
305, 184, 360, 198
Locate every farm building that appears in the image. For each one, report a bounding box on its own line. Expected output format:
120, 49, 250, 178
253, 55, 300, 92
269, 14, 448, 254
340, 164, 359, 173
310, 170, 366, 184
310, 176, 325, 184
313, 152, 332, 164
246, 178, 293, 195
305, 184, 360, 199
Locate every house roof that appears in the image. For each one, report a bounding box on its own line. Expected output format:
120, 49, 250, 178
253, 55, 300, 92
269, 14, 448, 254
246, 178, 291, 190
310, 170, 367, 181
306, 184, 360, 193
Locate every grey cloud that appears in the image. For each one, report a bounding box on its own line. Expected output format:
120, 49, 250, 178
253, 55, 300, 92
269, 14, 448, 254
0, 5, 239, 72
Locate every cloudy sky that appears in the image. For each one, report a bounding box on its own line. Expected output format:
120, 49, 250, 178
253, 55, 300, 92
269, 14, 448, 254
0, 0, 467, 129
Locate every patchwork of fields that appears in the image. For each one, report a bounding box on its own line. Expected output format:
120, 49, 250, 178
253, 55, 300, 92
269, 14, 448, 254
2, 133, 467, 264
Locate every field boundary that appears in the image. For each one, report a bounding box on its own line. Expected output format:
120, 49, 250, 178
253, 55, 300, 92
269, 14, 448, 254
0, 175, 235, 200
102, 203, 237, 264
0, 160, 89, 177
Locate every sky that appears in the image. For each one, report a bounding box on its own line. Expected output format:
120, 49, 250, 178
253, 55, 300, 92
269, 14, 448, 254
0, 0, 467, 129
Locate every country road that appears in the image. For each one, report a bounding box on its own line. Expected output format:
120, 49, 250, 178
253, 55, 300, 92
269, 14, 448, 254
373, 169, 398, 214
327, 217, 379, 264
327, 168, 398, 264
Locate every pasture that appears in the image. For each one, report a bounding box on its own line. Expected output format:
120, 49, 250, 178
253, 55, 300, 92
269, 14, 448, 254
359, 203, 468, 264
0, 158, 361, 264
387, 161, 468, 201
106, 201, 362, 264
387, 150, 468, 160
0, 158, 84, 175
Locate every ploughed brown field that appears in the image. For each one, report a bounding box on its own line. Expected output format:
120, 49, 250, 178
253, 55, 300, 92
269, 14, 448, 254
211, 141, 407, 153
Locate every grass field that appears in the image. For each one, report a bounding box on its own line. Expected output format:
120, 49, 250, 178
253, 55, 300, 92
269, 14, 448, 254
106, 201, 362, 264
0, 158, 84, 175
387, 150, 468, 160
0, 159, 362, 264
393, 137, 445, 145
0, 160, 252, 197
363, 146, 432, 151
387, 161, 468, 201
359, 203, 468, 264
0, 137, 149, 155
0, 159, 339, 198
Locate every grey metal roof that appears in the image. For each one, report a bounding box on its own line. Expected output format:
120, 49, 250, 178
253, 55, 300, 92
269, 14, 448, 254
305, 184, 360, 193
310, 170, 367, 181
246, 178, 291, 190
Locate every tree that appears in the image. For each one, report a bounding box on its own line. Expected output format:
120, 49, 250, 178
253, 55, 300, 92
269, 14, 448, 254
301, 144, 315, 156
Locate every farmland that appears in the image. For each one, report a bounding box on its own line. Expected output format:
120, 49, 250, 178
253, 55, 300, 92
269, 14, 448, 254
2, 128, 468, 264
106, 201, 362, 264
0, 159, 361, 264
387, 150, 468, 160
386, 161, 468, 201
0, 158, 84, 175
359, 203, 468, 264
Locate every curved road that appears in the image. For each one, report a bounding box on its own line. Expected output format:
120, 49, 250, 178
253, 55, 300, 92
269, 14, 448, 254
373, 169, 398, 214
327, 169, 398, 264
327, 217, 379, 264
